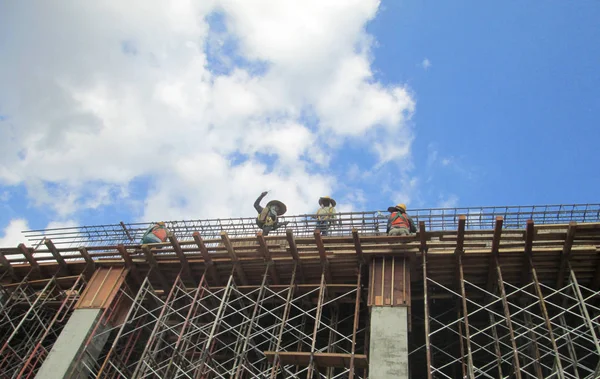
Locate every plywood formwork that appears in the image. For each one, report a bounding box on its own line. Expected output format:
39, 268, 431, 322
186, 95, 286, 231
0, 205, 599, 377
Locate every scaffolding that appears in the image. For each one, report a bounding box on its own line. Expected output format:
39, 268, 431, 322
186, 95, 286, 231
0, 205, 599, 378
71, 266, 367, 378
0, 272, 86, 378
18, 203, 600, 249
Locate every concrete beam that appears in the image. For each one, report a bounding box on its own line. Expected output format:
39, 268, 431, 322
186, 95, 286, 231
369, 307, 409, 378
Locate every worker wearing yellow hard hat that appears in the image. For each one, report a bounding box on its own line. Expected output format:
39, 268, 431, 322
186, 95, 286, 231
387, 203, 416, 236
314, 196, 339, 236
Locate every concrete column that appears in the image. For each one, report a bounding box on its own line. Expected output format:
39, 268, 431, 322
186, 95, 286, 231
369, 306, 409, 378
36, 267, 128, 379
36, 308, 104, 378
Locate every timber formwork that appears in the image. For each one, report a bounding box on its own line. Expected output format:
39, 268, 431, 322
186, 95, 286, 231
0, 205, 599, 378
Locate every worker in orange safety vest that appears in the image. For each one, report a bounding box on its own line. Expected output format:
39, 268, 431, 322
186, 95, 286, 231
386, 204, 417, 236
141, 221, 171, 244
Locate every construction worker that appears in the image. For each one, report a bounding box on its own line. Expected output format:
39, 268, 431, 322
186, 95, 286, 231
140, 221, 172, 244
254, 191, 289, 236
387, 204, 417, 236
314, 196, 338, 236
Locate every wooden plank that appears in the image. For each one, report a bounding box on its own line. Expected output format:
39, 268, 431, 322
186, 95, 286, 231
18, 243, 40, 272
352, 229, 365, 264
116, 244, 142, 286
257, 231, 280, 285
192, 232, 221, 286
556, 222, 576, 288
142, 245, 172, 291
45, 239, 69, 274
314, 229, 333, 283
168, 234, 194, 283
221, 231, 249, 285
263, 351, 368, 369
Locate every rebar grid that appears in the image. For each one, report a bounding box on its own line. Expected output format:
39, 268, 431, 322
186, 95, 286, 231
20, 203, 600, 248
73, 266, 368, 378
0, 273, 86, 378
415, 263, 600, 379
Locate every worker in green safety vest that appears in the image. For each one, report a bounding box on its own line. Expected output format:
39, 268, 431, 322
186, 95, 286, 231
314, 196, 339, 236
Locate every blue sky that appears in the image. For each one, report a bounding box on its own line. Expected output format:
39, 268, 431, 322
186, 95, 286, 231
0, 1, 599, 245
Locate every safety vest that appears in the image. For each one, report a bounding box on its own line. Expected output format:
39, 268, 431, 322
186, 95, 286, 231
390, 212, 410, 229
257, 207, 275, 226
151, 226, 168, 242
317, 206, 335, 221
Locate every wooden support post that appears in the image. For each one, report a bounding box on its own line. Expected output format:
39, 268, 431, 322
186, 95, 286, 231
220, 231, 249, 286
495, 255, 523, 378
192, 232, 221, 286
142, 245, 171, 291
286, 229, 305, 282
314, 229, 333, 283
169, 234, 194, 284
18, 243, 40, 272
556, 222, 576, 288
454, 216, 474, 378
486, 217, 503, 292
269, 264, 297, 379
352, 229, 365, 265
421, 221, 433, 379
117, 244, 142, 286
530, 257, 564, 376
520, 220, 534, 286
348, 264, 363, 379
257, 231, 280, 285
308, 271, 326, 379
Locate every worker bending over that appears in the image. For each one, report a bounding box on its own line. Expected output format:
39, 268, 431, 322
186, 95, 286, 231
141, 221, 172, 244
387, 204, 417, 236
315, 196, 338, 236
254, 191, 289, 236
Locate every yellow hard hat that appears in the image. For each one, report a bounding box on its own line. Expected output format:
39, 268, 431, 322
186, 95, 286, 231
387, 203, 406, 212
157, 221, 166, 226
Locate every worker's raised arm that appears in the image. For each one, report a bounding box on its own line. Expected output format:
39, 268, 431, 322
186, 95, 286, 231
254, 191, 268, 213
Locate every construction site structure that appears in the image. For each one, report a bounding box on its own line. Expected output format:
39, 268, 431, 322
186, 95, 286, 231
0, 203, 599, 378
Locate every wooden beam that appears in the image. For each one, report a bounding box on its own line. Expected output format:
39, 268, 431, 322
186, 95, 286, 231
220, 231, 249, 285
0, 251, 16, 280
117, 244, 142, 285
486, 217, 503, 291
455, 215, 466, 254
192, 232, 221, 286
18, 243, 39, 272
78, 247, 95, 271
45, 239, 69, 274
314, 229, 333, 283
169, 234, 194, 283
556, 222, 576, 288
142, 245, 171, 291
257, 231, 280, 285
520, 220, 535, 286
286, 229, 305, 282
351, 229, 365, 264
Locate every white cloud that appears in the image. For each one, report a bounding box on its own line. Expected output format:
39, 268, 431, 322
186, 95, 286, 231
422, 58, 432, 70
437, 194, 459, 209
0, 1, 416, 223
0, 219, 29, 248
